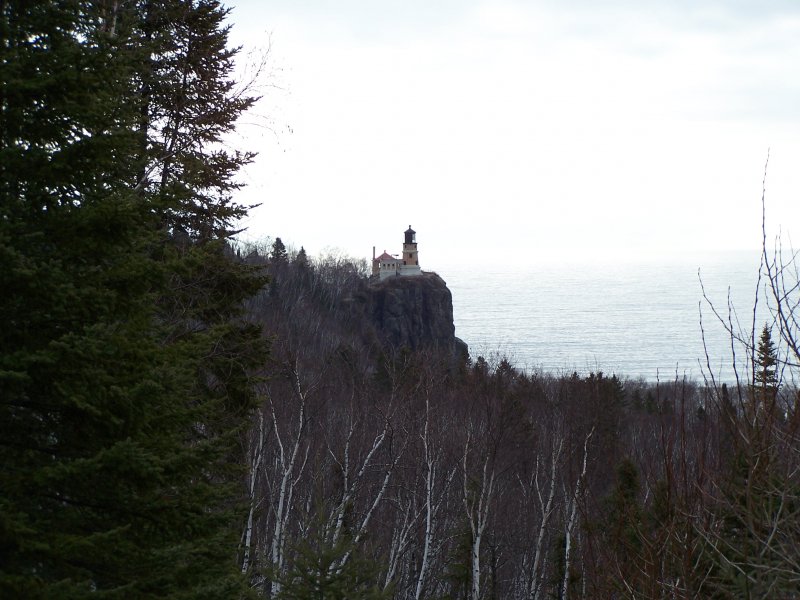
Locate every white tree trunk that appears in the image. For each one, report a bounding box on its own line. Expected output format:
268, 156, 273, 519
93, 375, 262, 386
562, 428, 593, 600
463, 431, 496, 600
384, 497, 418, 590
269, 362, 311, 598
323, 404, 404, 580
529, 436, 564, 600
409, 391, 456, 600
241, 409, 265, 574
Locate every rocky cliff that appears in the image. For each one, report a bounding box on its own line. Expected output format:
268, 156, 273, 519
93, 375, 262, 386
368, 272, 468, 361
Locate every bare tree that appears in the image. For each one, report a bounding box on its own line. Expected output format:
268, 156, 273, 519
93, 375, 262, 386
694, 156, 800, 599
529, 434, 563, 598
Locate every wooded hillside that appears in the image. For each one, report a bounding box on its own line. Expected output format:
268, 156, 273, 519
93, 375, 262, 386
240, 241, 800, 600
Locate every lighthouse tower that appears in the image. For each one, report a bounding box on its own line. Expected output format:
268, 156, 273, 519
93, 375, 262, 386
403, 226, 418, 266
399, 225, 422, 276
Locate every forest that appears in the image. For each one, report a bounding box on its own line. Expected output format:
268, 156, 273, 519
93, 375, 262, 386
234, 239, 800, 600
2, 2, 800, 599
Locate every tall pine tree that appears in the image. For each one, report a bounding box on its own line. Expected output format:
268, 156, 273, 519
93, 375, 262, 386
753, 323, 779, 410
0, 1, 267, 597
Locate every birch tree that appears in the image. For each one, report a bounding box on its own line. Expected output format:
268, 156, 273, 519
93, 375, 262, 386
458, 368, 532, 600
561, 428, 592, 600
264, 360, 315, 596
242, 409, 266, 576
413, 388, 457, 600
321, 386, 407, 576
526, 431, 565, 600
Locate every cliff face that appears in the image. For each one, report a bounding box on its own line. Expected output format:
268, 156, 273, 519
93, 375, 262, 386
368, 272, 467, 360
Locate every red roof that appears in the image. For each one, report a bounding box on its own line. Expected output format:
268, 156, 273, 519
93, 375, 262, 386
376, 251, 397, 262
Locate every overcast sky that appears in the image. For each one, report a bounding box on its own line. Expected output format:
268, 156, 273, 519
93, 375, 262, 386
227, 0, 800, 267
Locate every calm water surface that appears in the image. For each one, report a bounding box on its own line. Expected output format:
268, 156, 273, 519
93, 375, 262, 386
438, 251, 767, 382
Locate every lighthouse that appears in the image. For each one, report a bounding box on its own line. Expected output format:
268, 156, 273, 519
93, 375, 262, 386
372, 225, 423, 280
403, 225, 418, 267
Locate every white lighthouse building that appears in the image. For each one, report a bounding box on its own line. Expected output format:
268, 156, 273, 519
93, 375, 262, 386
372, 226, 423, 280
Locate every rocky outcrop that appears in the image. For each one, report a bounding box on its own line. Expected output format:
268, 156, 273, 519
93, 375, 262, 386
368, 272, 468, 361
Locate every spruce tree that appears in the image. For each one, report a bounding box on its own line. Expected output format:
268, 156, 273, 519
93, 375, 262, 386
295, 246, 309, 269
271, 237, 288, 263
0, 1, 266, 597
276, 534, 391, 600
754, 323, 779, 408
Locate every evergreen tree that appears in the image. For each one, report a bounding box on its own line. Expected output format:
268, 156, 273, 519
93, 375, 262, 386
276, 533, 390, 600
753, 323, 779, 409
594, 458, 644, 595
702, 325, 794, 598
0, 2, 266, 596
606, 459, 642, 557
133, 0, 258, 239
271, 236, 288, 263
295, 245, 309, 269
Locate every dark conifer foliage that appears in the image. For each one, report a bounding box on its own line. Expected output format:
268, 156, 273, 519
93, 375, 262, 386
754, 323, 779, 404
134, 0, 257, 240
270, 237, 288, 263
0, 1, 266, 597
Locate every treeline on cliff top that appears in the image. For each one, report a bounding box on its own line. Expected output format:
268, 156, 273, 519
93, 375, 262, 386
4, 1, 800, 598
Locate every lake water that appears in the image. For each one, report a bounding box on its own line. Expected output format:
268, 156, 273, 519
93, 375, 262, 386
437, 250, 770, 382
